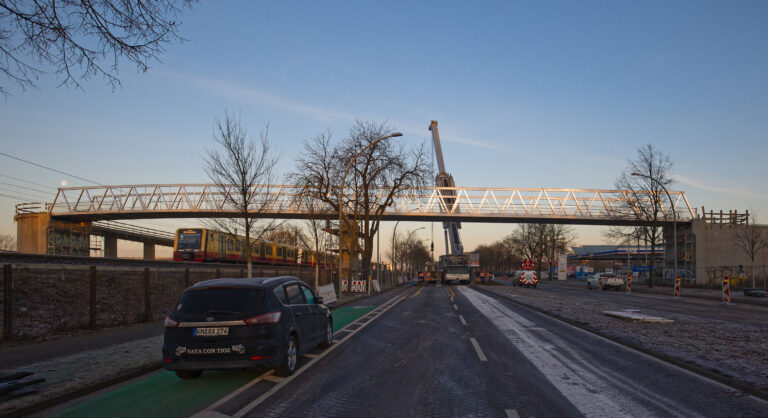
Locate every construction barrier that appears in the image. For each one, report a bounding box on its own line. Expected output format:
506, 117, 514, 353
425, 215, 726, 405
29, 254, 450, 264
722, 275, 731, 304
342, 280, 368, 293
673, 275, 681, 299
625, 274, 632, 293
598, 275, 603, 291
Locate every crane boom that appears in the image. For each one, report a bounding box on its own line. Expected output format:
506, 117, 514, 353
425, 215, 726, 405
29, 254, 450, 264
429, 120, 464, 255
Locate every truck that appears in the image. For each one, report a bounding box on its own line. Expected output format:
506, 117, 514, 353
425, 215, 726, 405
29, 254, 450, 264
439, 254, 471, 285
429, 120, 472, 285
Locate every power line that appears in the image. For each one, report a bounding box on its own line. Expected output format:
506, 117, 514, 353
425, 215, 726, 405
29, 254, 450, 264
0, 152, 104, 186
0, 174, 58, 190
0, 181, 52, 196
0, 187, 47, 201
0, 192, 31, 201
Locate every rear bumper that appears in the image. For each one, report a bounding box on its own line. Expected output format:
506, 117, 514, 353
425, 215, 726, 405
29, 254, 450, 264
162, 340, 282, 371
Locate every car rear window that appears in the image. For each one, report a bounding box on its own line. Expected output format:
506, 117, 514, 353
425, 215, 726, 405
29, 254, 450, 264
174, 288, 265, 319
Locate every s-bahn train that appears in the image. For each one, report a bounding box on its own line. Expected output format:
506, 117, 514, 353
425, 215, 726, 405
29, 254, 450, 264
173, 228, 336, 268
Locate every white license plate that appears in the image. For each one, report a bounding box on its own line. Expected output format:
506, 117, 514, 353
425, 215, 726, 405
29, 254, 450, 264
194, 327, 229, 336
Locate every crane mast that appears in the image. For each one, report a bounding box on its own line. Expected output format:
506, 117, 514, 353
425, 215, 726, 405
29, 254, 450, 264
429, 120, 464, 256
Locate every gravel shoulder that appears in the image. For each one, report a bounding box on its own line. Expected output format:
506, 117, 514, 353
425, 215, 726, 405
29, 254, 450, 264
475, 282, 768, 398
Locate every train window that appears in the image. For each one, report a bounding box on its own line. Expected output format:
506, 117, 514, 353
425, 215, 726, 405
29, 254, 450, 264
266, 245, 272, 256
277, 247, 283, 257
235, 240, 240, 251
227, 239, 233, 251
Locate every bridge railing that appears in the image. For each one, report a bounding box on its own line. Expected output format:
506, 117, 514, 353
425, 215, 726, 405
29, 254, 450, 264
42, 184, 694, 222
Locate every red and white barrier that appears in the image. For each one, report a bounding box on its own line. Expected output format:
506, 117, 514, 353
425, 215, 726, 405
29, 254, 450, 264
673, 275, 681, 299
597, 275, 603, 290
342, 280, 368, 293
625, 274, 632, 293
722, 275, 731, 304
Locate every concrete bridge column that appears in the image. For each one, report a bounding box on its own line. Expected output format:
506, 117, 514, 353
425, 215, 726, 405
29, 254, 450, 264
103, 235, 117, 258
143, 243, 155, 260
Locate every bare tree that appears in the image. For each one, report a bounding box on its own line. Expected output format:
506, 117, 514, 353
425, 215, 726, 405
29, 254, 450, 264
734, 214, 768, 288
0, 234, 16, 251
542, 225, 576, 279
616, 144, 673, 288
0, 0, 193, 96
204, 111, 280, 277
291, 120, 430, 287
509, 224, 547, 277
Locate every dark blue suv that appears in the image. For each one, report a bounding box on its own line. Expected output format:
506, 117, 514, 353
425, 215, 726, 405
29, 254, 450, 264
162, 276, 333, 379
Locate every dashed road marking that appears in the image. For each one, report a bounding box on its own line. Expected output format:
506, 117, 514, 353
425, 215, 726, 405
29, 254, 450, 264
459, 315, 467, 326
505, 408, 520, 418
453, 304, 458, 310
411, 286, 425, 298
469, 337, 488, 362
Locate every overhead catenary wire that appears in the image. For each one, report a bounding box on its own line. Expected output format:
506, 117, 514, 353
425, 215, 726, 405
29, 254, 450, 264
0, 181, 53, 196
0, 152, 105, 186
0, 174, 58, 190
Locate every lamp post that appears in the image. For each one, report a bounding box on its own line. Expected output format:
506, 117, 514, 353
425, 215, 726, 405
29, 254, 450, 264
338, 132, 403, 297
631, 172, 677, 284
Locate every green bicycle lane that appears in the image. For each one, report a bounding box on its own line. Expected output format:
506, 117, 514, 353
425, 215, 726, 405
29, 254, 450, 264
53, 305, 377, 418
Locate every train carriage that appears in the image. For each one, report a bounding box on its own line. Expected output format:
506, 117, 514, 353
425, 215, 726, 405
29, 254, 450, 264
174, 228, 330, 268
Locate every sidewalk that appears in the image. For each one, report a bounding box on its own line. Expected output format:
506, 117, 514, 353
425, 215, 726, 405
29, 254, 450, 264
526, 278, 768, 306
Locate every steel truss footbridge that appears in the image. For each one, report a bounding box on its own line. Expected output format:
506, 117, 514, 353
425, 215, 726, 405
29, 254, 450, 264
41, 184, 694, 226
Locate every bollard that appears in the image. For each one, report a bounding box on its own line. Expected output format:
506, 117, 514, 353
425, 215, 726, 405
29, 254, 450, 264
625, 273, 632, 293
673, 275, 681, 299
722, 275, 731, 304
598, 275, 603, 291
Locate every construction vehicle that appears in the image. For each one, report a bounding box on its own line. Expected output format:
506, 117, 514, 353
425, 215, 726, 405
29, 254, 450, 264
429, 120, 471, 285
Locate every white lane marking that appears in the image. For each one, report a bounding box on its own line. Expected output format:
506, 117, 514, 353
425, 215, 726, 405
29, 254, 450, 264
204, 369, 274, 410
453, 304, 458, 310
231, 296, 405, 418
262, 375, 285, 383
459, 286, 649, 417
469, 337, 488, 362
302, 353, 318, 358
505, 409, 520, 418
459, 315, 467, 326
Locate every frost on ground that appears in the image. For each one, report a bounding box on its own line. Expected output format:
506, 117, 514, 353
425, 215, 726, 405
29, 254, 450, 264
0, 336, 162, 415
477, 285, 768, 394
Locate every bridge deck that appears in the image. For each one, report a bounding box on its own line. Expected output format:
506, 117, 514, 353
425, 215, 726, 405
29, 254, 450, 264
33, 184, 693, 226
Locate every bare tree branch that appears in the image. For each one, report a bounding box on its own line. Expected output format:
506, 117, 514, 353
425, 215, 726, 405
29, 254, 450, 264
0, 0, 193, 96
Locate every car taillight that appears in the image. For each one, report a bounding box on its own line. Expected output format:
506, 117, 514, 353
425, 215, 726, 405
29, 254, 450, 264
244, 311, 281, 325
164, 316, 179, 327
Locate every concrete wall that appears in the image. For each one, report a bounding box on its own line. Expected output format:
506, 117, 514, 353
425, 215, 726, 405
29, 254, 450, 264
1, 263, 340, 340
692, 219, 768, 288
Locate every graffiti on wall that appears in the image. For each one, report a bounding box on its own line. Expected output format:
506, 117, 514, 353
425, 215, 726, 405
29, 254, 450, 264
47, 229, 89, 256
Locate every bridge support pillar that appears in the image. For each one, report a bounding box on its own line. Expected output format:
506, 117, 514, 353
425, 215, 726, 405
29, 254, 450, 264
103, 235, 117, 258
14, 212, 51, 254
143, 243, 155, 260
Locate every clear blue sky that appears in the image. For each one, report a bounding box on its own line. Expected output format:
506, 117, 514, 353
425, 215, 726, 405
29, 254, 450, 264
1, 0, 767, 257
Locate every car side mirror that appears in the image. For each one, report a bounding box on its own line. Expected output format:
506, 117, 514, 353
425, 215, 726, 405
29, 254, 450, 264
316, 296, 324, 304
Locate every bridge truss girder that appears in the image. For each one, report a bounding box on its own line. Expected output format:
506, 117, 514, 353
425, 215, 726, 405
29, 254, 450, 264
41, 184, 695, 226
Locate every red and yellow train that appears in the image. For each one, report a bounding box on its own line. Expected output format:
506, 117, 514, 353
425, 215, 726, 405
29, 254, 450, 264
173, 228, 336, 268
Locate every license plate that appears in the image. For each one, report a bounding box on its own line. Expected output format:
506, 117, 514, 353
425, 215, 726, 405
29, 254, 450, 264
194, 327, 229, 336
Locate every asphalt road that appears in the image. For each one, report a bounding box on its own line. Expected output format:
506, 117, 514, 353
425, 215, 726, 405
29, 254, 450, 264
227, 284, 768, 417
510, 279, 768, 327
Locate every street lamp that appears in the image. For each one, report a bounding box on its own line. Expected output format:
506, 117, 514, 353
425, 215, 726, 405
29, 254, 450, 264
631, 172, 677, 284
338, 132, 403, 297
